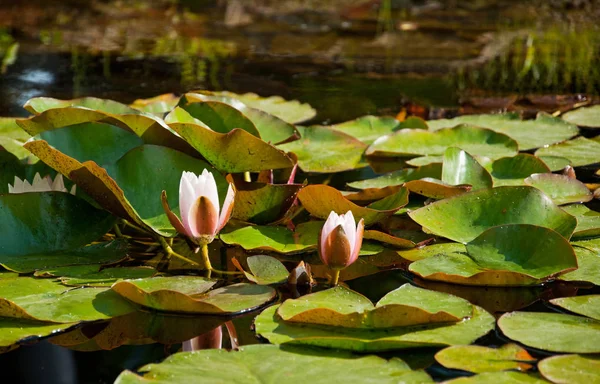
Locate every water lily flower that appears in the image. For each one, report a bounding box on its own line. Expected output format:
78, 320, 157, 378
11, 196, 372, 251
8, 173, 76, 195
318, 210, 364, 285
162, 170, 235, 246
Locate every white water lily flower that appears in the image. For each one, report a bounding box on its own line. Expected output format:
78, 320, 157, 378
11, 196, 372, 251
8, 173, 76, 195
161, 170, 235, 245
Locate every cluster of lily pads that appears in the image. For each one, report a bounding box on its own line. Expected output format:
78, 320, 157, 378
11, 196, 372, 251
0, 92, 600, 382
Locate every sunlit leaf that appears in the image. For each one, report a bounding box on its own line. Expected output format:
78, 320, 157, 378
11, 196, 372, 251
435, 344, 535, 373
442, 147, 492, 191
348, 164, 442, 190
561, 204, 600, 239
535, 137, 600, 167
524, 173, 592, 205
550, 295, 600, 321
444, 371, 549, 383
231, 180, 302, 224
0, 117, 31, 159
559, 247, 600, 285
538, 354, 600, 384
561, 105, 600, 128
488, 154, 551, 186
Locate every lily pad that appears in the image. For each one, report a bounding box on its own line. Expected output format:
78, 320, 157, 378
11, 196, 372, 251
111, 277, 276, 315
404, 178, 472, 199
0, 318, 76, 350
363, 230, 416, 249
435, 344, 535, 373
278, 126, 367, 173
325, 115, 401, 145
297, 184, 408, 225
559, 247, 600, 285
524, 173, 592, 205
235, 255, 289, 285
561, 105, 600, 128
231, 181, 302, 224
130, 93, 180, 115
347, 164, 442, 190
0, 277, 136, 323
550, 295, 600, 321
561, 204, 600, 239
489, 154, 551, 186
177, 100, 260, 136
498, 311, 600, 353
0, 192, 115, 256
398, 243, 467, 262
427, 112, 579, 150
442, 147, 493, 191
0, 117, 31, 159
444, 372, 549, 383
538, 354, 600, 384
0, 239, 127, 274
408, 186, 577, 243
255, 304, 494, 352
58, 267, 157, 287
366, 126, 518, 159
220, 221, 322, 254
535, 137, 600, 167
277, 284, 473, 329
114, 344, 432, 384
24, 96, 140, 115
168, 120, 293, 173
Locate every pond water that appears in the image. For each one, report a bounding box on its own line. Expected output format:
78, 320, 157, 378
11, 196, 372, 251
1, 1, 600, 383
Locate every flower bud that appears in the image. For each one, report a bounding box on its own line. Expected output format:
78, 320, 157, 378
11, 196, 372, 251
318, 210, 364, 270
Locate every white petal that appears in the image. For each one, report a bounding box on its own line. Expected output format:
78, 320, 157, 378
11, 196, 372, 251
31, 173, 48, 192
203, 171, 220, 215
341, 211, 356, 256
217, 183, 235, 231
70, 185, 77, 195
51, 174, 66, 192
11, 176, 24, 194
179, 172, 197, 236
321, 211, 342, 254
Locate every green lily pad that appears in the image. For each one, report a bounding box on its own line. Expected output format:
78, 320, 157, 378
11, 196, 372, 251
550, 295, 600, 320
363, 230, 416, 249
538, 354, 600, 384
0, 239, 127, 274
535, 137, 600, 167
442, 147, 493, 191
561, 105, 600, 128
405, 178, 472, 199
408, 186, 577, 243
59, 267, 157, 287
444, 372, 549, 384
255, 303, 494, 352
0, 150, 25, 194
538, 156, 572, 172
572, 237, 600, 253
559, 247, 600, 285
562, 204, 600, 239
0, 318, 76, 350
0, 117, 31, 159
220, 221, 322, 254
325, 115, 401, 145
278, 126, 367, 173
0, 192, 115, 256
0, 277, 136, 323
498, 311, 600, 353
24, 96, 140, 115
524, 173, 592, 205
465, 224, 577, 279
406, 155, 445, 167
232, 181, 302, 224
168, 120, 293, 173
348, 164, 442, 190
435, 344, 536, 373
238, 255, 289, 285
111, 277, 276, 314
427, 113, 579, 150
398, 243, 467, 262
488, 154, 551, 186
298, 184, 408, 225
177, 100, 260, 136
366, 126, 518, 159
114, 344, 432, 384
130, 93, 180, 115
211, 91, 317, 124
277, 284, 473, 328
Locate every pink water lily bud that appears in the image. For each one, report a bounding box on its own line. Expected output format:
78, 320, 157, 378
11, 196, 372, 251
161, 170, 235, 245
318, 210, 364, 270
8, 173, 76, 195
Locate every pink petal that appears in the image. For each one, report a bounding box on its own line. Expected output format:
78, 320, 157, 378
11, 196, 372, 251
341, 211, 356, 257
320, 211, 341, 258
217, 183, 235, 231
202, 169, 220, 215
349, 218, 365, 265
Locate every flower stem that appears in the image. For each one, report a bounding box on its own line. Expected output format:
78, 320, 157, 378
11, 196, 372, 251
113, 224, 123, 237
331, 269, 341, 286
158, 237, 201, 267
200, 243, 242, 276
244, 171, 251, 182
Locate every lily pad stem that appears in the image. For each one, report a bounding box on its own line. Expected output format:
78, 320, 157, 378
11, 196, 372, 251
158, 237, 201, 267
113, 224, 123, 237
331, 269, 341, 286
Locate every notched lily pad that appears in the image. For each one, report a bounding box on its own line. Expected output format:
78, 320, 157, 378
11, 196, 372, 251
111, 276, 276, 314
435, 344, 536, 373
276, 284, 473, 328
233, 255, 289, 285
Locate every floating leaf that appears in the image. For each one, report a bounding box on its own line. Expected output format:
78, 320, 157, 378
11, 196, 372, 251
236, 255, 289, 285
298, 184, 408, 225
231, 181, 302, 224
58, 267, 157, 287
220, 221, 322, 254
489, 154, 551, 186
559, 247, 600, 285
498, 311, 600, 353
435, 344, 535, 373
363, 230, 415, 249
398, 243, 467, 262
405, 178, 471, 199
130, 93, 180, 115
561, 105, 600, 128
409, 186, 577, 243
538, 354, 600, 384
561, 204, 600, 239
114, 344, 432, 384
348, 164, 442, 190
427, 113, 578, 150
550, 295, 600, 321
0, 239, 127, 274
444, 371, 549, 383
524, 173, 592, 205
0, 318, 75, 350
406, 156, 444, 167
255, 304, 494, 352
0, 277, 136, 322
112, 277, 276, 314
0, 192, 115, 256
277, 284, 473, 329
168, 120, 293, 173
442, 147, 493, 191
0, 117, 31, 159
178, 100, 260, 136
535, 137, 600, 167
24, 96, 140, 115
325, 115, 401, 145
278, 126, 367, 173
366, 126, 518, 159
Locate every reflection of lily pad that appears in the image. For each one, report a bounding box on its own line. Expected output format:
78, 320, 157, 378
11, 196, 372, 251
112, 277, 276, 315
435, 344, 535, 373
255, 304, 494, 352
277, 285, 472, 328
114, 344, 433, 384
